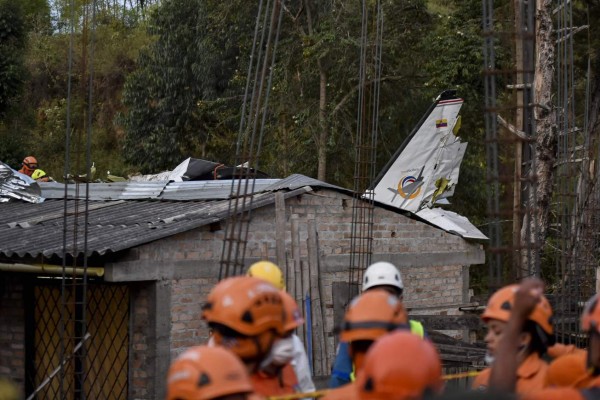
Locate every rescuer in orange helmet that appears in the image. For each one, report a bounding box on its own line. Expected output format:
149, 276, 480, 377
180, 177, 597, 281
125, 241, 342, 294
355, 330, 443, 400
18, 156, 38, 177
202, 276, 289, 397
322, 289, 409, 400
166, 345, 257, 400
251, 290, 302, 396
472, 281, 554, 394
519, 293, 600, 399
247, 261, 316, 394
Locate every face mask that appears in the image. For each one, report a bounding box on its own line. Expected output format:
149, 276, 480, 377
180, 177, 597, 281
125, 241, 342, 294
260, 336, 294, 368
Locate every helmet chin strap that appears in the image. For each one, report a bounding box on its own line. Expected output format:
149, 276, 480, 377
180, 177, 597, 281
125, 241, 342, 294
588, 331, 600, 376
252, 331, 277, 373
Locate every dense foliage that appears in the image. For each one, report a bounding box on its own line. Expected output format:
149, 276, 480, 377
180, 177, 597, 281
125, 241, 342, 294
2, 0, 600, 291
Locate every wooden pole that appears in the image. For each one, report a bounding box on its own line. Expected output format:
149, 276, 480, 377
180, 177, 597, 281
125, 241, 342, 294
512, 0, 524, 279
275, 193, 286, 269
307, 219, 325, 376
291, 218, 305, 345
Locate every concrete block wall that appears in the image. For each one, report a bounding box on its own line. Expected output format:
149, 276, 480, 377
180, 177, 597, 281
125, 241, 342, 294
0, 274, 25, 394
122, 188, 483, 383
170, 278, 213, 359
130, 283, 152, 399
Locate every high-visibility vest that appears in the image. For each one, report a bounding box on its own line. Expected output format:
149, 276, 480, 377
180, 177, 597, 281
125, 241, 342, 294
349, 320, 425, 381
409, 320, 425, 338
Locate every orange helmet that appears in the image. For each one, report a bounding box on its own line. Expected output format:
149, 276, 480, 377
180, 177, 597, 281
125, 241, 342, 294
202, 276, 284, 360
166, 345, 253, 400
581, 294, 600, 334
356, 331, 443, 400
481, 284, 554, 335
280, 290, 304, 332
22, 156, 38, 168
340, 289, 408, 343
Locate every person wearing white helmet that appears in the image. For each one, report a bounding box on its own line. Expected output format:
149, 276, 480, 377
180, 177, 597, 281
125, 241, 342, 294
328, 261, 425, 388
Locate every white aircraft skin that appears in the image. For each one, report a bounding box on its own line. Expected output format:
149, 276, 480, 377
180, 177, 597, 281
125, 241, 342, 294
371, 91, 465, 213
369, 90, 488, 240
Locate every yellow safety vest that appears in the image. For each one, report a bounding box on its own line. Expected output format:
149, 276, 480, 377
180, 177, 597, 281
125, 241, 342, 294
350, 320, 425, 381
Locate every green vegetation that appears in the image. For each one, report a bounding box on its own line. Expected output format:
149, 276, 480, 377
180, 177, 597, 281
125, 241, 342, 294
1, 0, 600, 291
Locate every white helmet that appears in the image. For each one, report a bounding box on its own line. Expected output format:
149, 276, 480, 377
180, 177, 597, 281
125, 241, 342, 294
362, 261, 404, 292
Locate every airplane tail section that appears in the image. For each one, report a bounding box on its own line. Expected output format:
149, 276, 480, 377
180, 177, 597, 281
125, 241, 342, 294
370, 90, 466, 213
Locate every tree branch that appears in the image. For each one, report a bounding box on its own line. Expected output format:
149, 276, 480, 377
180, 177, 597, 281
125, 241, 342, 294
331, 76, 408, 116
497, 114, 528, 141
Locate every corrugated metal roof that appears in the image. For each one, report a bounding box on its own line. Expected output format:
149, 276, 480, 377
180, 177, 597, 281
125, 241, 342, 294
0, 187, 312, 259
38, 175, 348, 201
0, 174, 336, 259
0, 174, 482, 260
40, 182, 168, 200
160, 179, 281, 200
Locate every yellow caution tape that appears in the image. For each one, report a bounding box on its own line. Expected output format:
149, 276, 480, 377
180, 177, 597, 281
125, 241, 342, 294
268, 390, 330, 400
442, 370, 481, 380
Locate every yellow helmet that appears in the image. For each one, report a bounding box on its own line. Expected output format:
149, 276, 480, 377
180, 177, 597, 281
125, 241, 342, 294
247, 261, 285, 290
32, 169, 47, 180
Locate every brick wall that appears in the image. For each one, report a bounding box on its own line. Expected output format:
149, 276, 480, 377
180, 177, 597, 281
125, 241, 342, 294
126, 188, 482, 383
0, 274, 25, 395
170, 278, 214, 359
130, 283, 152, 400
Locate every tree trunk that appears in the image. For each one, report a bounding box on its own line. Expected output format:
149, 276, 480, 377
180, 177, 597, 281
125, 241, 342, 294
317, 60, 327, 181
520, 0, 556, 273
303, 0, 329, 182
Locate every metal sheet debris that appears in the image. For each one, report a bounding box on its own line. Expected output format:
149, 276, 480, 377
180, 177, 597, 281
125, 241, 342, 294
0, 162, 45, 204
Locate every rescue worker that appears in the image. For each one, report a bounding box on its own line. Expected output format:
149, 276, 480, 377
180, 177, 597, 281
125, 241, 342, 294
18, 156, 38, 177
246, 261, 315, 394
356, 331, 444, 400
525, 294, 600, 399
247, 261, 285, 291
544, 352, 591, 388
252, 290, 303, 396
329, 261, 425, 388
322, 289, 409, 400
201, 276, 288, 397
472, 280, 554, 394
166, 345, 258, 400
32, 169, 51, 182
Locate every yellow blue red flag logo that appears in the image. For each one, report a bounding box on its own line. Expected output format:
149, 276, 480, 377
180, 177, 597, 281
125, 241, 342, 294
436, 119, 448, 128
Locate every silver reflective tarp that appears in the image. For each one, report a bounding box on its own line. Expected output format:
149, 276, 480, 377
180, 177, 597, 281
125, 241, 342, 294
0, 162, 45, 203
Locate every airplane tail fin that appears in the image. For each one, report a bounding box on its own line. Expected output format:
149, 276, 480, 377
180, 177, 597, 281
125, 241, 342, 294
370, 90, 466, 213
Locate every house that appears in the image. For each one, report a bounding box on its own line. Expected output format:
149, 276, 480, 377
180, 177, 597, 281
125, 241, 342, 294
0, 174, 484, 399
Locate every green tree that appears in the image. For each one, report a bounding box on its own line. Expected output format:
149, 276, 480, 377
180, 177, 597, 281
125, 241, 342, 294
0, 0, 26, 117
121, 0, 255, 173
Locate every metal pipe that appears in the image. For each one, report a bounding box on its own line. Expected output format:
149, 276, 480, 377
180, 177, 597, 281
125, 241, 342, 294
0, 262, 104, 277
